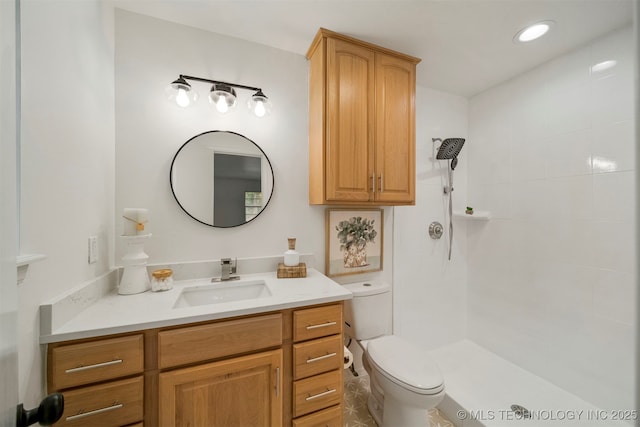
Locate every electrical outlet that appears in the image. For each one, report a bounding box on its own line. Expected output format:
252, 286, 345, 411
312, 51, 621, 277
88, 236, 98, 264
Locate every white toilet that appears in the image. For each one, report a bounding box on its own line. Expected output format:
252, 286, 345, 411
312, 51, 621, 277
344, 281, 445, 427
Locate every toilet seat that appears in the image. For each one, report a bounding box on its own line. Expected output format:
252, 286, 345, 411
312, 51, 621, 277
366, 335, 444, 395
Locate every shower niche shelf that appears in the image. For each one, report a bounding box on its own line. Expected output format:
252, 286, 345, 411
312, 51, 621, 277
453, 210, 491, 221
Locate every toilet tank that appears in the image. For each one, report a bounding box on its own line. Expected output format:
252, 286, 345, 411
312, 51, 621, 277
343, 281, 392, 340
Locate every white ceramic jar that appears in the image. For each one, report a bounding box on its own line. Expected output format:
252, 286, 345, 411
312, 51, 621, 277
284, 238, 300, 267
150, 269, 173, 292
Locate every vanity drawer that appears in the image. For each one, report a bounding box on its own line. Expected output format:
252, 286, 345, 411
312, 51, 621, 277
293, 335, 342, 380
158, 313, 282, 369
55, 376, 143, 427
292, 404, 342, 427
293, 304, 342, 342
293, 370, 342, 417
49, 334, 144, 390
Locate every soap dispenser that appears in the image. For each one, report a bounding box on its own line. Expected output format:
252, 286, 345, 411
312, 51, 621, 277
284, 238, 300, 267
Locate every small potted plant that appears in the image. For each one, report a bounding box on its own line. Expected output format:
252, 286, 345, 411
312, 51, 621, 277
335, 216, 377, 268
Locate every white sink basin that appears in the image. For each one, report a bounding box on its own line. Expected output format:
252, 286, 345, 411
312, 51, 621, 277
173, 280, 272, 308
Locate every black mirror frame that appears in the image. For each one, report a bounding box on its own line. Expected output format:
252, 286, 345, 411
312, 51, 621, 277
169, 130, 275, 228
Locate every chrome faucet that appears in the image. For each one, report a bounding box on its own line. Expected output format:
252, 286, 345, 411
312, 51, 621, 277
212, 258, 239, 282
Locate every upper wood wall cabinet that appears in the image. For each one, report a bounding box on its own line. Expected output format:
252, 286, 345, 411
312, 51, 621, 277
307, 28, 421, 205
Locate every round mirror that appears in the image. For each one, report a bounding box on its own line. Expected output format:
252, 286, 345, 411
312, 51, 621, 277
170, 131, 274, 228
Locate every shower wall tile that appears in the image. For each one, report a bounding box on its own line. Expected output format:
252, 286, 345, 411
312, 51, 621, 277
468, 133, 512, 185
510, 179, 552, 220
546, 129, 592, 178
591, 120, 635, 173
543, 46, 591, 93
511, 136, 549, 181
546, 83, 591, 135
468, 26, 635, 413
547, 175, 594, 221
593, 171, 635, 222
481, 182, 512, 219
590, 26, 633, 82
393, 86, 469, 350
590, 220, 635, 273
544, 220, 595, 267
593, 268, 635, 325
590, 73, 635, 126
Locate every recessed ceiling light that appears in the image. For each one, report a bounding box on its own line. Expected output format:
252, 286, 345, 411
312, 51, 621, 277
514, 20, 555, 43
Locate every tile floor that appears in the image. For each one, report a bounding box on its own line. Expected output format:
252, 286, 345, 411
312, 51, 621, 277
343, 369, 454, 427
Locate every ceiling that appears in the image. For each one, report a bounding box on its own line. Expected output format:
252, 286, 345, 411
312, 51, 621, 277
114, 0, 634, 97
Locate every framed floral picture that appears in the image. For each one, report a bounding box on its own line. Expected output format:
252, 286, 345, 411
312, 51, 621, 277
325, 208, 383, 277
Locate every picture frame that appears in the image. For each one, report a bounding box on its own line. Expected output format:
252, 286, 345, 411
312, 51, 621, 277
325, 208, 383, 277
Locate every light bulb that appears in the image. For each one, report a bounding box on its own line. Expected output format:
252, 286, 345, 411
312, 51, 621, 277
209, 84, 237, 114
216, 96, 229, 113
254, 100, 266, 117
247, 90, 272, 117
175, 88, 190, 107
165, 77, 197, 107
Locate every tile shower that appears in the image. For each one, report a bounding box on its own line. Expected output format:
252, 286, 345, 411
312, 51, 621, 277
394, 25, 635, 420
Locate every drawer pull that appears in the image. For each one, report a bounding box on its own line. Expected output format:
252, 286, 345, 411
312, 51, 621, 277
306, 321, 336, 330
65, 359, 123, 373
66, 403, 123, 421
306, 388, 337, 401
306, 352, 337, 363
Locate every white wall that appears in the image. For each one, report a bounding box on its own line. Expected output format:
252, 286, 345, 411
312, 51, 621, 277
19, 0, 115, 406
0, 0, 18, 421
114, 9, 393, 289
114, 9, 319, 264
467, 26, 635, 412
393, 86, 469, 349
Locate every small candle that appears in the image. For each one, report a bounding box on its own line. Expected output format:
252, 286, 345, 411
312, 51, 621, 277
123, 208, 148, 235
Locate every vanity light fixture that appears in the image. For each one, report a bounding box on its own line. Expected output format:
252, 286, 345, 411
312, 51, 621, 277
513, 20, 555, 43
247, 89, 272, 118
209, 83, 237, 114
166, 74, 272, 117
165, 76, 198, 108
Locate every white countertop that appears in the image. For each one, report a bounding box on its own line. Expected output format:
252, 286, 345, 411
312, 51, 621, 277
40, 268, 352, 344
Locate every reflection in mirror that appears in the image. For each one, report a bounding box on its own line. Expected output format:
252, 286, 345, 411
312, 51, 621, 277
170, 131, 274, 227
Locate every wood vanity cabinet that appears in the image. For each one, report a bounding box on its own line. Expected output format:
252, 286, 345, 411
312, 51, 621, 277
159, 349, 283, 426
47, 334, 144, 426
46, 302, 345, 427
291, 304, 344, 426
307, 28, 421, 206
157, 314, 284, 426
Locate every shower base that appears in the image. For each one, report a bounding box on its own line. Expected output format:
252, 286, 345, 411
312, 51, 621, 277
428, 340, 630, 427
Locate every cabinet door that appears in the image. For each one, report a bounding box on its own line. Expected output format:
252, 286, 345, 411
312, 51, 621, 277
374, 52, 416, 204
325, 38, 375, 202
159, 349, 283, 427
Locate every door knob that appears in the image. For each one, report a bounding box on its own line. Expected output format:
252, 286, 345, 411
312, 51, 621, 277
16, 393, 64, 427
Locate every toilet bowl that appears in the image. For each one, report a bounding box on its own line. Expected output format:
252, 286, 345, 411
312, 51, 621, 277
344, 282, 445, 427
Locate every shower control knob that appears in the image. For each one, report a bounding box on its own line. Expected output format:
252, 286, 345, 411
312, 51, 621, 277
428, 222, 444, 239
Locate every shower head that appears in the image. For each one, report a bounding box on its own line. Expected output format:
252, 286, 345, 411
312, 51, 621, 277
436, 138, 466, 160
